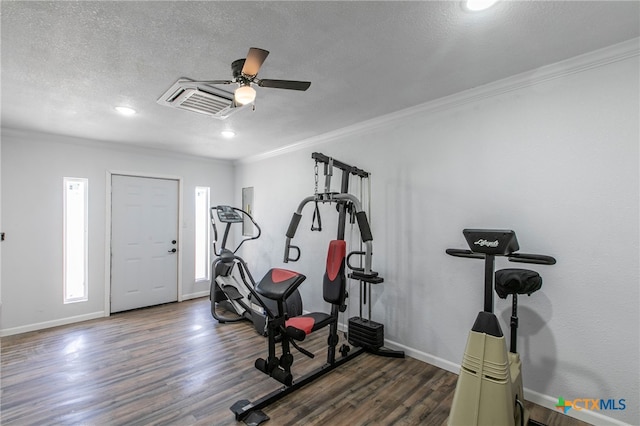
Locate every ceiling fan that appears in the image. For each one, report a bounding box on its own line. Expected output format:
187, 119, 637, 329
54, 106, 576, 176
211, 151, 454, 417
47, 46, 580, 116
198, 47, 311, 106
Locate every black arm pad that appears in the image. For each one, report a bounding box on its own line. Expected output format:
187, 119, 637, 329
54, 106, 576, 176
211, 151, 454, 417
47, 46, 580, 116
508, 253, 557, 265
446, 248, 485, 259
286, 213, 302, 238
356, 211, 373, 242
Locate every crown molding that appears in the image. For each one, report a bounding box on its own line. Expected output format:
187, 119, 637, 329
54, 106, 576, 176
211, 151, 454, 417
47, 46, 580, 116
237, 37, 639, 165
1, 126, 232, 166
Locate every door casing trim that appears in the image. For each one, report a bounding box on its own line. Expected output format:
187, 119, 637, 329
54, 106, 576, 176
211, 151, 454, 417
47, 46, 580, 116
104, 170, 183, 317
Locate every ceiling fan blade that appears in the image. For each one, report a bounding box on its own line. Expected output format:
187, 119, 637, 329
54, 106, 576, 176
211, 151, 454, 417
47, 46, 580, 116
242, 48, 270, 77
191, 80, 233, 85
257, 79, 311, 91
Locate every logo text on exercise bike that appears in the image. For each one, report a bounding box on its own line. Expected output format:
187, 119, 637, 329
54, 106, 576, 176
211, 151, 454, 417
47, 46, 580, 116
473, 239, 499, 248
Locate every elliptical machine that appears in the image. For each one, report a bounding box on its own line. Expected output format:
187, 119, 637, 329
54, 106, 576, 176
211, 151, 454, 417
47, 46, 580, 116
209, 205, 302, 334
446, 229, 556, 426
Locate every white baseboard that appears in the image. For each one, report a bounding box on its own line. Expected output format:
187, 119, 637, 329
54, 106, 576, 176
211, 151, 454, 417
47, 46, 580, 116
382, 336, 631, 426
0, 311, 105, 337
182, 291, 209, 301
384, 337, 460, 374
0, 294, 209, 337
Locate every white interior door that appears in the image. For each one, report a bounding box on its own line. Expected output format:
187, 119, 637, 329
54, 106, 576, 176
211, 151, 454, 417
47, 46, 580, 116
111, 175, 179, 313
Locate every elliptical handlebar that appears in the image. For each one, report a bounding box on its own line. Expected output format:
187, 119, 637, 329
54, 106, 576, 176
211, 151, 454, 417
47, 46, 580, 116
228, 252, 278, 320
211, 205, 262, 256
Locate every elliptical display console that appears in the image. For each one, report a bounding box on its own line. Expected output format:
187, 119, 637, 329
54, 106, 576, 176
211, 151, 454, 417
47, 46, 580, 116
216, 205, 244, 223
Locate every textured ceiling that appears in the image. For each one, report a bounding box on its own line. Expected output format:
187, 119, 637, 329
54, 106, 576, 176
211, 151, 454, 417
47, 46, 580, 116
2, 1, 639, 160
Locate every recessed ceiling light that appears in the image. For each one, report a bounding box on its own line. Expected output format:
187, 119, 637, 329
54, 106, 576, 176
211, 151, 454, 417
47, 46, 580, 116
221, 130, 236, 138
115, 106, 136, 116
465, 0, 499, 11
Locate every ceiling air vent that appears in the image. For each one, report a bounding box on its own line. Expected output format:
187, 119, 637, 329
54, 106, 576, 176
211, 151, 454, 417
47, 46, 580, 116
157, 78, 246, 119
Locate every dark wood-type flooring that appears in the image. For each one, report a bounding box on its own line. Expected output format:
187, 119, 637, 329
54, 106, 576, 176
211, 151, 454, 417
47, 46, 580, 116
1, 298, 590, 425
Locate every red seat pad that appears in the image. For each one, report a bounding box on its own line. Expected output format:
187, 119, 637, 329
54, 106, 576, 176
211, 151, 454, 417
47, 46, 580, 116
271, 268, 301, 283
286, 316, 315, 335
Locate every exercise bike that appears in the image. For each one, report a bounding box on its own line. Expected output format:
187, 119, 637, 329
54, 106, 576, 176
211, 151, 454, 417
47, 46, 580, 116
209, 205, 302, 335
446, 229, 556, 426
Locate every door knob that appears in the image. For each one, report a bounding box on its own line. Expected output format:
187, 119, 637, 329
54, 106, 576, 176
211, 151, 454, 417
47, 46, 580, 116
168, 248, 177, 253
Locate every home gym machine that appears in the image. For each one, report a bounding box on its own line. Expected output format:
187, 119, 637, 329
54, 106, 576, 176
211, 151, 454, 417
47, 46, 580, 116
230, 153, 403, 425
209, 205, 302, 335
446, 229, 556, 426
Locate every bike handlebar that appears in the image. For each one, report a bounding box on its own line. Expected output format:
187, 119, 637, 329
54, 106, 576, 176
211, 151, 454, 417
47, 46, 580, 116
445, 248, 556, 265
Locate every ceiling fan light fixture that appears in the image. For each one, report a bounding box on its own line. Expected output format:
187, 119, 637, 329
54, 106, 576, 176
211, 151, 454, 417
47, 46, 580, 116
234, 85, 256, 105
221, 130, 235, 138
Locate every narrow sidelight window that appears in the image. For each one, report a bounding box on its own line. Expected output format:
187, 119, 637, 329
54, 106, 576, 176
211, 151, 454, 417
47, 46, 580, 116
195, 186, 210, 281
63, 177, 88, 303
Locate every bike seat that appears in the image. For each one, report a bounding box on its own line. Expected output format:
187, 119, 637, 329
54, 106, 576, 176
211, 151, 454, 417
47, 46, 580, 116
495, 268, 542, 298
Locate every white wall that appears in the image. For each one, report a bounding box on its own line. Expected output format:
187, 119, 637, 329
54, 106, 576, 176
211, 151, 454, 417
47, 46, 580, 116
0, 129, 234, 334
234, 43, 639, 424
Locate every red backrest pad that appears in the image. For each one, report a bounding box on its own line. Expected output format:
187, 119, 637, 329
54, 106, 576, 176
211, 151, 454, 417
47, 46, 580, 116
326, 240, 346, 281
